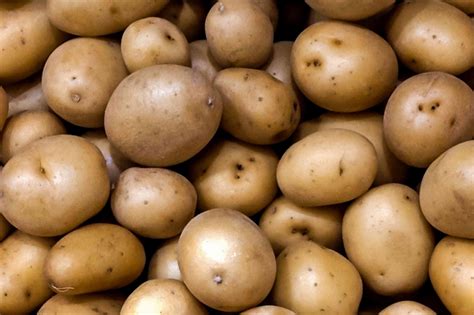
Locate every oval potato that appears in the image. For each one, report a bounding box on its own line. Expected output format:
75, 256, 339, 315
305, 0, 394, 21
148, 236, 181, 281
38, 293, 125, 315
379, 301, 436, 315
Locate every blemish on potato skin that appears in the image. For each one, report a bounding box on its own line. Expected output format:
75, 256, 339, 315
24, 289, 31, 299
71, 93, 81, 103
106, 267, 113, 273
213, 274, 223, 284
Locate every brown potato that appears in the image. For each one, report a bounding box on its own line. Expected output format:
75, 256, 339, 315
249, 0, 278, 29
38, 293, 125, 315
241, 305, 296, 315
148, 237, 181, 281
305, 0, 394, 21
190, 40, 222, 83
45, 223, 146, 295
1, 135, 110, 236
384, 72, 473, 168
159, 0, 207, 41
0, 87, 8, 130
443, 0, 474, 13
188, 138, 278, 216
263, 41, 293, 85
42, 37, 128, 128
3, 74, 49, 117
379, 301, 436, 315
0, 214, 11, 242
178, 208, 276, 312
104, 64, 222, 167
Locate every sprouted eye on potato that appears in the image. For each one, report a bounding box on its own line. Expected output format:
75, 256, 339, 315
0, 0, 473, 314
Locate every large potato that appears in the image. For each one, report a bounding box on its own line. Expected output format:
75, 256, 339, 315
3, 74, 49, 117
379, 301, 436, 315
190, 40, 222, 83
342, 184, 435, 296
1, 135, 110, 236
0, 231, 54, 314
148, 236, 181, 281
38, 293, 125, 315
45, 223, 145, 295
241, 305, 296, 315
159, 0, 207, 41
42, 38, 128, 128
104, 64, 222, 167
0, 87, 8, 130
305, 0, 394, 21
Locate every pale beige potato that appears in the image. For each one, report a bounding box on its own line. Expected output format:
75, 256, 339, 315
190, 40, 222, 82
387, 0, 474, 75
3, 75, 49, 117
148, 237, 181, 281
263, 41, 293, 85
45, 223, 145, 295
1, 135, 110, 237
38, 293, 125, 315
178, 208, 276, 312
305, 0, 394, 21
104, 64, 222, 167
0, 0, 66, 84
42, 37, 128, 128
384, 72, 473, 168
0, 231, 55, 314
444, 0, 474, 13
188, 138, 278, 216
46, 0, 170, 36
379, 301, 436, 315
241, 305, 296, 315
277, 129, 377, 207
120, 279, 208, 315
2, 111, 66, 163
121, 17, 190, 73
272, 241, 362, 314
0, 87, 8, 130
159, 0, 207, 41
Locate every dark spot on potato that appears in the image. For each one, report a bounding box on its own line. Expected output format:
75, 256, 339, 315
143, 200, 149, 205
329, 272, 334, 278
71, 76, 76, 80
20, 37, 26, 45
331, 76, 335, 80
411, 58, 417, 64
258, 96, 263, 102
201, 168, 207, 174
333, 39, 342, 45
3, 292, 7, 297
308, 267, 312, 271
59, 245, 65, 249
379, 271, 385, 276
106, 267, 113, 273
313, 282, 318, 287
235, 175, 240, 179
24, 289, 31, 299
313, 59, 322, 67
171, 290, 175, 295
235, 163, 244, 171
405, 195, 411, 201
39, 167, 46, 174
338, 159, 344, 176
290, 216, 294, 220
249, 157, 255, 162
320, 309, 325, 312
450, 117, 456, 127
418, 104, 423, 111
213, 274, 223, 284
120, 251, 124, 256
292, 227, 309, 236
71, 93, 81, 103
165, 33, 175, 41
170, 219, 174, 223
243, 73, 249, 81
109, 6, 118, 14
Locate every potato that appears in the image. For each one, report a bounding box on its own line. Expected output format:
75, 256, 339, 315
121, 17, 190, 73
419, 141, 474, 238
148, 237, 181, 281
0, 87, 8, 130
120, 279, 208, 315
188, 138, 278, 216
215, 68, 300, 144
263, 41, 293, 85
0, 214, 11, 242
3, 75, 49, 118
384, 72, 473, 168
387, 0, 474, 75
277, 129, 377, 207
0, 0, 66, 84
205, 1, 273, 68
0, 231, 54, 314
259, 196, 343, 253
379, 301, 436, 315
241, 305, 296, 315
443, 0, 474, 14
249, 0, 278, 30
272, 241, 362, 314
291, 21, 398, 112
342, 184, 435, 296
430, 237, 474, 314
38, 293, 125, 315
305, 0, 394, 21
178, 208, 276, 312
2, 111, 66, 163
45, 223, 145, 295
46, 0, 169, 36
104, 64, 222, 167
190, 40, 222, 82
112, 167, 196, 239
42, 38, 128, 128
1, 135, 110, 236
159, 0, 207, 41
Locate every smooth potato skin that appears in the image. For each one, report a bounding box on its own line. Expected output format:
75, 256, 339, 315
4, 75, 50, 118
305, 0, 394, 20
190, 40, 222, 83
241, 305, 296, 315
379, 301, 436, 315
148, 237, 181, 281
0, 87, 8, 130
38, 293, 125, 315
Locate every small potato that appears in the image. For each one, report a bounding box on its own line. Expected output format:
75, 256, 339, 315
38, 293, 125, 315
2, 111, 66, 163
0, 87, 8, 130
121, 17, 190, 73
241, 305, 296, 315
215, 68, 300, 144
443, 0, 474, 13
190, 40, 222, 82
120, 279, 208, 315
42, 38, 128, 128
159, 0, 207, 41
112, 167, 196, 239
3, 75, 49, 117
263, 41, 293, 85
379, 301, 436, 315
188, 138, 278, 216
305, 0, 394, 21
384, 72, 473, 168
387, 0, 474, 75
259, 196, 343, 253
291, 21, 398, 112
277, 129, 377, 207
148, 237, 181, 281
0, 231, 54, 314
45, 223, 146, 295
272, 241, 362, 314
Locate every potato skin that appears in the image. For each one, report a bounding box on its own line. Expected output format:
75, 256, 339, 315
44, 223, 146, 295
148, 236, 181, 281
444, 0, 474, 13
379, 301, 436, 315
241, 305, 296, 315
38, 293, 125, 315
305, 0, 394, 21
159, 0, 207, 41
3, 75, 50, 118
190, 40, 222, 83
0, 231, 55, 314
0, 87, 8, 130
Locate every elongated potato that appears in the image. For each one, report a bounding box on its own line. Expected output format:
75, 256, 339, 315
305, 0, 394, 21
38, 293, 125, 315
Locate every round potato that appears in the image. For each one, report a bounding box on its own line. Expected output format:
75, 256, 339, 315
1, 135, 110, 236
277, 129, 377, 207
121, 17, 190, 73
2, 111, 66, 163
205, 1, 273, 68
214, 68, 300, 144
419, 141, 474, 238
305, 0, 394, 21
190, 40, 222, 82
272, 241, 362, 314
178, 208, 276, 312
148, 237, 181, 281
379, 301, 436, 315
342, 184, 435, 296
42, 37, 128, 128
384, 72, 473, 168
444, 0, 474, 13
121, 279, 208, 315
259, 196, 343, 253
291, 21, 398, 112
188, 138, 278, 216
0, 87, 8, 130
46, 0, 169, 36
104, 64, 222, 167
112, 167, 196, 239
429, 236, 474, 314
38, 293, 125, 315
45, 223, 145, 295
387, 0, 474, 75
0, 0, 66, 84
241, 305, 296, 315
0, 231, 54, 314
3, 75, 49, 117
159, 0, 207, 41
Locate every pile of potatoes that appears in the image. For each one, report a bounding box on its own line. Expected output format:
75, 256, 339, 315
0, 0, 473, 314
